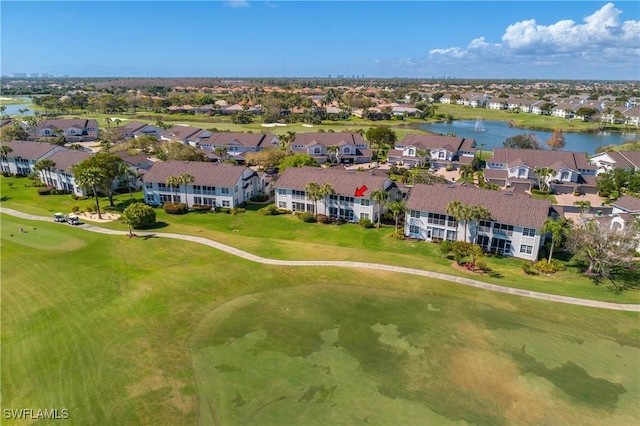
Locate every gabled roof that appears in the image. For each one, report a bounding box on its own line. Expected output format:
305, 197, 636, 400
293, 132, 366, 147
398, 134, 476, 153
36, 119, 98, 130
161, 125, 201, 140
143, 161, 249, 187
613, 195, 640, 213
406, 183, 551, 229
488, 148, 595, 171
275, 166, 389, 197
46, 148, 92, 173
2, 140, 58, 160
189, 131, 273, 148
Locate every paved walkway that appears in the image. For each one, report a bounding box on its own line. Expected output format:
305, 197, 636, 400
2, 207, 639, 312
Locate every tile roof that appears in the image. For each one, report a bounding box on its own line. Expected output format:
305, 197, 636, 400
293, 132, 365, 147
398, 134, 476, 153
46, 148, 92, 173
190, 131, 274, 148
613, 195, 640, 213
488, 148, 595, 171
275, 166, 390, 197
37, 119, 98, 130
2, 140, 58, 160
406, 183, 551, 229
142, 161, 249, 187
161, 125, 202, 141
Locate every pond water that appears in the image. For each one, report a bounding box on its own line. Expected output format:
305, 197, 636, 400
1, 97, 34, 116
418, 120, 639, 155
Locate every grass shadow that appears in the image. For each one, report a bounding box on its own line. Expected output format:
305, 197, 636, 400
144, 221, 169, 230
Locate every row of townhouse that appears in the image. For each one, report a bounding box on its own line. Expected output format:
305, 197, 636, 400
387, 134, 477, 169
142, 161, 266, 208
609, 195, 640, 252
19, 118, 101, 142
484, 148, 598, 194
589, 150, 640, 174
274, 166, 397, 222
0, 140, 91, 194
269, 166, 552, 261
160, 126, 374, 165
405, 184, 550, 261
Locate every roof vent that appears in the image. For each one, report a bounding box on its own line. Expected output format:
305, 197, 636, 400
447, 183, 455, 188
505, 190, 513, 196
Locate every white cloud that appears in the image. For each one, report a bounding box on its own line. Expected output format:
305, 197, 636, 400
385, 2, 639, 79
224, 0, 250, 8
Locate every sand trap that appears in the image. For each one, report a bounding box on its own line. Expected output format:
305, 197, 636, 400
274, 123, 287, 127
302, 124, 314, 127
261, 124, 276, 127
77, 212, 121, 223
109, 117, 128, 121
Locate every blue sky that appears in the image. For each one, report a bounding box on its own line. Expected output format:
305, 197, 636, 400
1, 1, 639, 80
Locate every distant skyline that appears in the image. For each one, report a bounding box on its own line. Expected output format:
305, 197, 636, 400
1, 1, 639, 80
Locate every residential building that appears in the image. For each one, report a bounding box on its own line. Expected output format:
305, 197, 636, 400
485, 148, 597, 193
388, 134, 476, 168
160, 125, 202, 144
186, 131, 279, 162
290, 132, 372, 164
142, 161, 261, 208
609, 195, 640, 252
39, 148, 92, 194
274, 166, 396, 223
0, 140, 61, 175
589, 150, 640, 174
405, 183, 551, 260
31, 119, 99, 142
117, 121, 163, 139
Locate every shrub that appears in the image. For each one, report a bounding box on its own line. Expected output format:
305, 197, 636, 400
533, 259, 567, 274
1, 171, 12, 177
261, 204, 280, 216
389, 231, 405, 240
475, 260, 490, 272
438, 240, 452, 258
85, 204, 95, 213
610, 190, 619, 200
359, 218, 374, 228
37, 187, 51, 195
163, 202, 188, 214
446, 165, 453, 172
71, 205, 80, 213
521, 261, 539, 275
215, 207, 232, 214
189, 204, 212, 213
51, 189, 69, 195
317, 214, 333, 224
277, 208, 293, 215
230, 207, 245, 215
122, 202, 157, 229
296, 212, 317, 223
250, 192, 269, 202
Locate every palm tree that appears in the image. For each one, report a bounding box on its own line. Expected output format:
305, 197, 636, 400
214, 146, 228, 162
370, 188, 388, 228
386, 199, 406, 234
541, 217, 569, 263
468, 205, 491, 244
179, 173, 195, 208
73, 166, 104, 219
33, 158, 56, 186
0, 145, 13, 172
446, 200, 465, 241
416, 148, 430, 168
459, 164, 474, 182
114, 118, 122, 128
165, 176, 181, 203
0, 106, 7, 118
319, 183, 334, 216
326, 145, 339, 164
305, 182, 322, 217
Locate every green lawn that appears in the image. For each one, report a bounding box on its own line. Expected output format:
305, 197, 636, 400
2, 216, 638, 425
2, 175, 639, 304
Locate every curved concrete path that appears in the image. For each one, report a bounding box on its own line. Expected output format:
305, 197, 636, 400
2, 207, 639, 312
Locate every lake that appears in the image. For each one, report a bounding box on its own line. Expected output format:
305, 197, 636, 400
418, 120, 639, 155
1, 98, 34, 116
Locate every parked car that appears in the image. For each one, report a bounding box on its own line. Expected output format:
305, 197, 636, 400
54, 213, 66, 223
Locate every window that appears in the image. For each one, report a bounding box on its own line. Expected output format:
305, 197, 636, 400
438, 152, 445, 159
361, 198, 371, 206
277, 188, 286, 195
278, 201, 286, 208
519, 245, 533, 255
446, 230, 457, 241
360, 213, 369, 220
292, 189, 305, 199
145, 182, 152, 189
292, 202, 305, 212
522, 228, 535, 237
343, 147, 351, 154
158, 183, 167, 190
194, 197, 202, 204
160, 194, 172, 203
234, 186, 238, 193
314, 147, 321, 154
409, 224, 420, 234
408, 148, 415, 156
221, 187, 230, 194
410, 210, 420, 218
561, 171, 570, 181
222, 200, 230, 207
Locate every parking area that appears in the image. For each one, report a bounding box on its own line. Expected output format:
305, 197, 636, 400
554, 192, 606, 207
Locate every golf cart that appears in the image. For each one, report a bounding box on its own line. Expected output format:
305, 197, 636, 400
54, 213, 66, 223
67, 214, 81, 226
